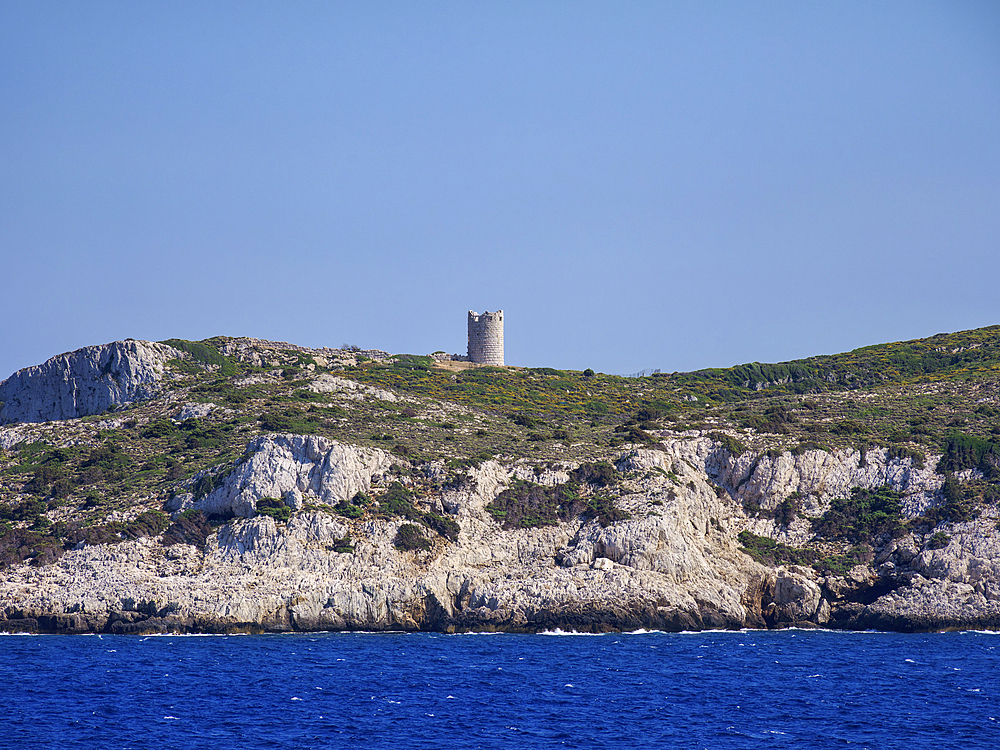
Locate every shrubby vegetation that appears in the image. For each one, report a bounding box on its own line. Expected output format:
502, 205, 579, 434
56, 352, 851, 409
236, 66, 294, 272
0, 509, 170, 568
811, 486, 903, 543
161, 338, 241, 377
255, 497, 291, 523
162, 510, 212, 549
707, 432, 748, 457
737, 531, 874, 575
938, 432, 1000, 478
927, 531, 951, 550
394, 523, 431, 551
486, 462, 629, 530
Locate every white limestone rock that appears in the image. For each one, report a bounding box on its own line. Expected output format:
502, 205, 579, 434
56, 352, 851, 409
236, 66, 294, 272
196, 434, 395, 517
771, 567, 822, 623
174, 403, 216, 422
308, 374, 399, 403
0, 339, 180, 425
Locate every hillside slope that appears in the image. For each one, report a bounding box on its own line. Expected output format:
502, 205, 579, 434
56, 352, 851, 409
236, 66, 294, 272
1, 329, 998, 634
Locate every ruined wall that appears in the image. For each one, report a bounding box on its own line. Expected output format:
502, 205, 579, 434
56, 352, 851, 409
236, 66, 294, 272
468, 310, 504, 365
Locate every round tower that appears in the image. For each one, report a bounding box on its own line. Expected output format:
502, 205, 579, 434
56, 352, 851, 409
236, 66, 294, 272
468, 310, 504, 365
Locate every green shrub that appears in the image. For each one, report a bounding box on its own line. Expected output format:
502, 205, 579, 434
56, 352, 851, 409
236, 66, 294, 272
80, 442, 133, 483
707, 432, 748, 457
142, 419, 177, 439
886, 444, 926, 470
422, 513, 460, 542
256, 497, 291, 523
617, 426, 656, 445
47, 475, 74, 499
830, 419, 868, 436
586, 496, 631, 527
925, 474, 976, 523
24, 464, 65, 496
511, 413, 539, 429
394, 523, 431, 551
812, 486, 903, 542
333, 535, 355, 554
161, 338, 239, 377
774, 496, 800, 527
739, 405, 797, 434
486, 476, 628, 530
937, 432, 1000, 479
790, 441, 824, 456
14, 498, 47, 522
738, 530, 873, 574
333, 502, 364, 519
584, 401, 609, 415
258, 413, 293, 432
487, 480, 581, 529
121, 511, 170, 539
31, 516, 52, 532
738, 531, 817, 567
570, 461, 617, 487
179, 418, 227, 450
927, 531, 950, 550
162, 510, 212, 549
377, 482, 422, 520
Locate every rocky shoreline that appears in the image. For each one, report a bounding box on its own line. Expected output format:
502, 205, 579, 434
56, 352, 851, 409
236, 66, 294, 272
2, 436, 999, 636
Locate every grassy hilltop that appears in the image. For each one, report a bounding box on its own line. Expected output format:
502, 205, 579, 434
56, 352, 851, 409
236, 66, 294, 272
1, 325, 999, 570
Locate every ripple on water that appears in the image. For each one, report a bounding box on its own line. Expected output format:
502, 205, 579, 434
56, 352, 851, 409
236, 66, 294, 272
2, 631, 1000, 749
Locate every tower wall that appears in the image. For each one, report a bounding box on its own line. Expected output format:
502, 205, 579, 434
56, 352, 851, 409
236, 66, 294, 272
468, 310, 504, 365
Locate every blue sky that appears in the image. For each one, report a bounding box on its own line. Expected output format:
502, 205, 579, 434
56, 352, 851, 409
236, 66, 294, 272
2, 1, 998, 379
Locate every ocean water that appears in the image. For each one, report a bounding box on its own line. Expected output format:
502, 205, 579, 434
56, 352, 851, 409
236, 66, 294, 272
2, 629, 998, 749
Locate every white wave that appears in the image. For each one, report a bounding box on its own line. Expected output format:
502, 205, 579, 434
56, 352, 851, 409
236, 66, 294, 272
140, 632, 249, 637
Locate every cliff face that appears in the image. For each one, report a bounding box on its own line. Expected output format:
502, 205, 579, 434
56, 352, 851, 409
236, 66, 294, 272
186, 434, 396, 518
0, 340, 178, 425
2, 434, 998, 635
0, 437, 759, 633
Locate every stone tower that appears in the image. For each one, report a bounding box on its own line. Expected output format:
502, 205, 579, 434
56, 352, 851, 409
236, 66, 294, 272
468, 310, 504, 365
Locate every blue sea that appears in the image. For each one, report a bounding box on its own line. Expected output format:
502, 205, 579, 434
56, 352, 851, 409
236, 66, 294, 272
2, 629, 998, 749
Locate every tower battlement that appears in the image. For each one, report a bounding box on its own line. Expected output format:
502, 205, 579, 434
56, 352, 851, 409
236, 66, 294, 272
468, 310, 504, 365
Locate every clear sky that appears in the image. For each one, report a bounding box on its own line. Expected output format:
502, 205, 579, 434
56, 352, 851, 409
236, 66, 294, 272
2, 1, 998, 379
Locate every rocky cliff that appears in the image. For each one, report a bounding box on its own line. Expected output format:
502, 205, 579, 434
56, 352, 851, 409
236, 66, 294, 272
1, 434, 998, 635
0, 340, 179, 425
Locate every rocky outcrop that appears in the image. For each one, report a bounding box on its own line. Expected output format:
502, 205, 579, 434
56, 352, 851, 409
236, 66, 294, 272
308, 374, 400, 403
2, 436, 998, 635
0, 340, 179, 425
191, 434, 395, 517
